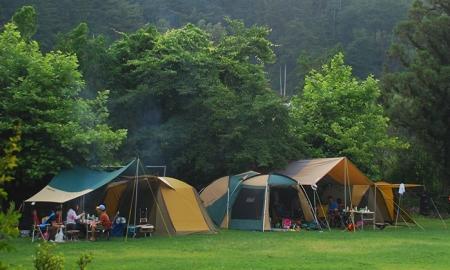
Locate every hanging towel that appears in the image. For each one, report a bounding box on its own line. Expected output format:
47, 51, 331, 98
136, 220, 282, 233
398, 183, 406, 195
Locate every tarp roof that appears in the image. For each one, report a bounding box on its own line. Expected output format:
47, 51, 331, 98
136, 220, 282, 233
243, 174, 298, 187
375, 181, 422, 188
278, 157, 372, 186
25, 160, 135, 203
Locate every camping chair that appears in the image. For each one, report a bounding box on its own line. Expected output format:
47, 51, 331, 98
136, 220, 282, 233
95, 224, 111, 240
31, 215, 52, 242
329, 209, 345, 228
32, 223, 50, 242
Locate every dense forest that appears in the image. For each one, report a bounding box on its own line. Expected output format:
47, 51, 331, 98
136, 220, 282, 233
0, 0, 449, 205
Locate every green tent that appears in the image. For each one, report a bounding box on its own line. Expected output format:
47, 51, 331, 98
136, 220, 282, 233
199, 171, 259, 228
25, 160, 135, 203
201, 173, 314, 231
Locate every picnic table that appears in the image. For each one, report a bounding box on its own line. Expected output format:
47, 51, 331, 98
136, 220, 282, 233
343, 209, 375, 230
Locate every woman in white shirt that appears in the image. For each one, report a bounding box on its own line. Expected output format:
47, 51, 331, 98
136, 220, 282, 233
66, 205, 84, 231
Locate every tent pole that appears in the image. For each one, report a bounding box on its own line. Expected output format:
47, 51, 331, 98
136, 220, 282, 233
344, 160, 347, 210
226, 185, 230, 228
262, 179, 268, 232
429, 197, 448, 229
125, 164, 137, 241
313, 190, 316, 217
374, 185, 377, 230
395, 194, 401, 227
134, 157, 140, 234
315, 190, 330, 231
346, 159, 356, 231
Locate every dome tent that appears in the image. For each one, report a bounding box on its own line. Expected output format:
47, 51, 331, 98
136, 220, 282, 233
201, 173, 314, 231
199, 171, 259, 228
103, 175, 216, 236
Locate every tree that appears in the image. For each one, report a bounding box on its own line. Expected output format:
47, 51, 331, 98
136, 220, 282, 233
382, 0, 450, 192
106, 20, 299, 184
0, 128, 21, 270
11, 5, 36, 40
55, 23, 110, 97
290, 53, 406, 178
0, 23, 127, 182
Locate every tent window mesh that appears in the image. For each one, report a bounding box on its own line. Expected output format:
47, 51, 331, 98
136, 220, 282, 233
231, 188, 265, 220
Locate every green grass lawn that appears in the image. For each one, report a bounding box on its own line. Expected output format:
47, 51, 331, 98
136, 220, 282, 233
1, 217, 449, 270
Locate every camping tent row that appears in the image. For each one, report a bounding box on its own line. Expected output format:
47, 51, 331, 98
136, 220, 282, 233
200, 157, 421, 230
26, 159, 215, 236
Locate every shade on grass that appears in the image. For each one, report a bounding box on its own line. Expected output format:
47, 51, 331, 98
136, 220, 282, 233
1, 217, 449, 270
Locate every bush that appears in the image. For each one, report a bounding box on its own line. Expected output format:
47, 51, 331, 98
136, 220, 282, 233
33, 243, 64, 270
77, 253, 93, 270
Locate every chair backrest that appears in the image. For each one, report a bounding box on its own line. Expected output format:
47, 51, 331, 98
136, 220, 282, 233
139, 217, 148, 224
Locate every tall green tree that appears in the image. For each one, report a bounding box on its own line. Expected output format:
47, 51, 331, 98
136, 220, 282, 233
290, 53, 406, 178
0, 23, 126, 182
382, 0, 450, 192
106, 20, 299, 184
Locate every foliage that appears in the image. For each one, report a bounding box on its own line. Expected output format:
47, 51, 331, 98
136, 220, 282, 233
290, 53, 407, 178
0, 23, 126, 182
106, 20, 299, 183
0, 129, 21, 269
0, 128, 20, 200
0, 0, 411, 91
382, 0, 450, 192
77, 253, 93, 270
11, 5, 36, 40
55, 23, 110, 97
33, 243, 64, 270
0, 204, 21, 253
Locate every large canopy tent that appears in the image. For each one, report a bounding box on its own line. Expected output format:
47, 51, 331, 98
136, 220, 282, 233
278, 157, 372, 210
103, 175, 216, 236
25, 160, 135, 204
201, 173, 315, 231
199, 171, 259, 228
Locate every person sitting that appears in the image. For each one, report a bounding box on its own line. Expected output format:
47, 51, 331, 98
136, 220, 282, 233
327, 196, 339, 227
66, 205, 85, 231
32, 209, 40, 227
90, 204, 112, 241
44, 209, 60, 240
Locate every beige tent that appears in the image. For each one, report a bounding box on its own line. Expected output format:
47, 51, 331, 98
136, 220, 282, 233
279, 157, 372, 208
103, 175, 216, 236
375, 182, 421, 220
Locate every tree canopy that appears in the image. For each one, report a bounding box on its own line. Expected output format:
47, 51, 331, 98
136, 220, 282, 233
382, 0, 450, 192
0, 21, 126, 182
290, 53, 406, 178
104, 20, 299, 184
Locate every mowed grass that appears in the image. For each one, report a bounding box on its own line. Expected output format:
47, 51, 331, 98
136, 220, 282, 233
1, 217, 449, 270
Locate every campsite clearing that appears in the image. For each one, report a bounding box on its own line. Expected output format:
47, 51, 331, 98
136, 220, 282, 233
2, 218, 449, 270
